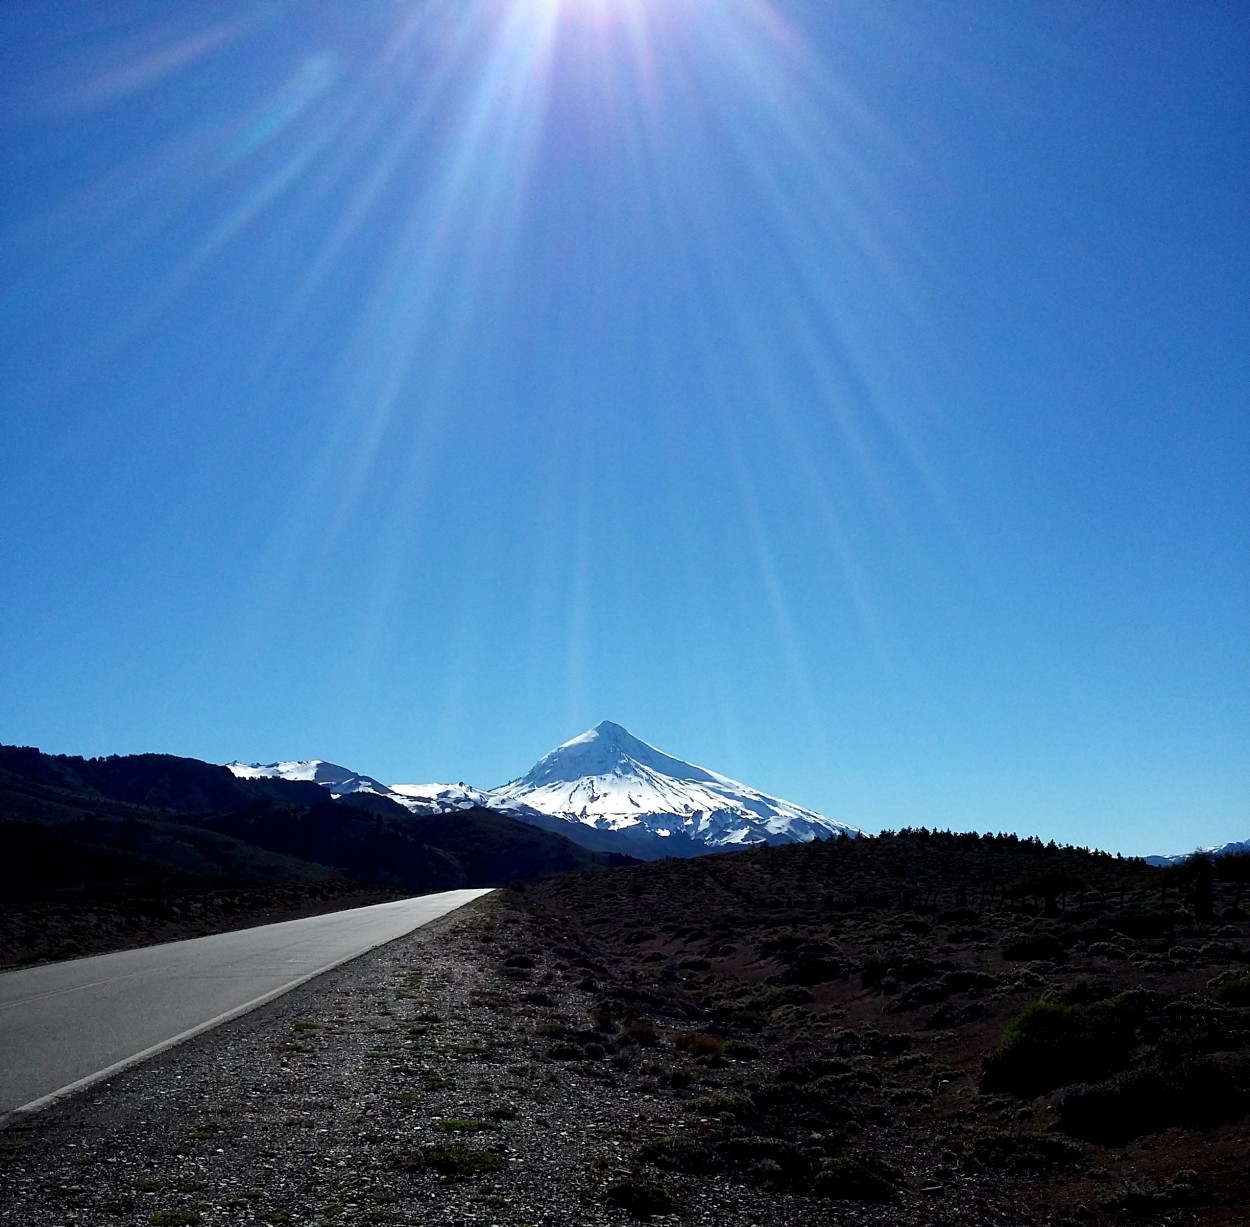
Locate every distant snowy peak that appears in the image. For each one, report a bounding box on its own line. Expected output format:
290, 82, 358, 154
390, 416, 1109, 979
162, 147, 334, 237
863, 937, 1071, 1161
225, 759, 489, 814
487, 720, 859, 856
225, 724, 860, 858
226, 759, 400, 803
228, 759, 359, 786
1144, 837, 1250, 867
389, 782, 492, 814
519, 720, 720, 788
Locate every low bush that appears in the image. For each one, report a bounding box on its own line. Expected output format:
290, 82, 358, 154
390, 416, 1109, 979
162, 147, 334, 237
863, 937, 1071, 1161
620, 1017, 661, 1046
1057, 1058, 1250, 1143
718, 1135, 814, 1186
605, 1173, 679, 1218
685, 1089, 754, 1121
980, 991, 1148, 1096
1209, 971, 1250, 1006
1087, 941, 1128, 959
828, 1025, 912, 1058
393, 1144, 506, 1177
673, 1029, 724, 1058
1107, 910, 1183, 939
859, 951, 895, 988
783, 950, 850, 985
708, 983, 814, 1025
812, 1154, 900, 1202
940, 969, 998, 994
1002, 932, 1066, 962
637, 1133, 720, 1174
1159, 997, 1249, 1055
968, 1128, 1082, 1173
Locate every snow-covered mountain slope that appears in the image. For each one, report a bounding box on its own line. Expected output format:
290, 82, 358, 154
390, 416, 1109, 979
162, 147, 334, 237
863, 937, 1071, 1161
229, 759, 357, 786
485, 721, 859, 858
226, 725, 859, 859
389, 782, 492, 814
227, 760, 491, 816
1143, 837, 1250, 867
226, 759, 402, 804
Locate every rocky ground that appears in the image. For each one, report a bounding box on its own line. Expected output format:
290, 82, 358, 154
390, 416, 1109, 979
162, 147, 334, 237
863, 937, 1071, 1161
0, 893, 1024, 1227
3, 833, 1249, 1226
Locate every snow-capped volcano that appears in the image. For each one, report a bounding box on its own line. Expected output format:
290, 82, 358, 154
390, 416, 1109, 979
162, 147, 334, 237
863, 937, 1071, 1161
226, 724, 859, 859
487, 720, 859, 857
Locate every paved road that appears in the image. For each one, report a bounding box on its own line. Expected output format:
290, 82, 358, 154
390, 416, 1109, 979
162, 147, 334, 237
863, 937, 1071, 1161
0, 888, 492, 1120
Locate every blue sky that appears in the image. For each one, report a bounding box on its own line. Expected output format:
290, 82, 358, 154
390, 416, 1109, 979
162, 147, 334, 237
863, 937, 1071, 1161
1, 1, 1246, 857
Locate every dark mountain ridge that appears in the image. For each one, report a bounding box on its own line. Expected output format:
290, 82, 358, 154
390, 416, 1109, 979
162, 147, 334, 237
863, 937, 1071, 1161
0, 742, 633, 966
0, 744, 330, 813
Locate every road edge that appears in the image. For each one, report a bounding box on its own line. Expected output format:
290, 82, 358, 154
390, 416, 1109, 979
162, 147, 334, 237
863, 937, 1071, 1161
0, 888, 493, 1129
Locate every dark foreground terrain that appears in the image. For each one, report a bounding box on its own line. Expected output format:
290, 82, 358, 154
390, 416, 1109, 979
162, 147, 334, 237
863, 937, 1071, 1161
0, 743, 629, 966
493, 832, 1250, 1225
3, 832, 1248, 1225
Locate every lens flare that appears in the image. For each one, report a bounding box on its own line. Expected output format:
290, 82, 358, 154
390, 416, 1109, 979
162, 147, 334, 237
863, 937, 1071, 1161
7, 0, 940, 738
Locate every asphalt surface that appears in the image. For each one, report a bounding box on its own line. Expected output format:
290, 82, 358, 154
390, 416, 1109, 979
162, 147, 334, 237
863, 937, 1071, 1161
0, 888, 492, 1120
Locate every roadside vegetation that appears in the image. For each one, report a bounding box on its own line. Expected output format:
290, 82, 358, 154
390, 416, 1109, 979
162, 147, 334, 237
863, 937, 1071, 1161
490, 832, 1250, 1222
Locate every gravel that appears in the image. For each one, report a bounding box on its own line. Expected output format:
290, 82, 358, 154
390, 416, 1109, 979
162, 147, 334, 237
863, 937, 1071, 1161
0, 895, 1050, 1227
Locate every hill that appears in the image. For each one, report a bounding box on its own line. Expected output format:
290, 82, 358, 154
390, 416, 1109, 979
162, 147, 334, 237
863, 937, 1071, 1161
0, 743, 631, 966
490, 829, 1250, 1223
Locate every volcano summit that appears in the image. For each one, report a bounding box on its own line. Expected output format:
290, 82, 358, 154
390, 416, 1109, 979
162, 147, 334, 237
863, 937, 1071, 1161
484, 721, 860, 859
230, 721, 860, 861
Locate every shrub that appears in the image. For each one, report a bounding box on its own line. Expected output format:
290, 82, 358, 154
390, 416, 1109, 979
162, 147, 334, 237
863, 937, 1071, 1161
1107, 911, 1181, 939
812, 1154, 900, 1202
940, 969, 999, 994
717, 1135, 814, 1186
1159, 997, 1248, 1056
394, 1144, 506, 1177
980, 992, 1147, 1096
637, 1133, 719, 1174
673, 1030, 724, 1058
1002, 932, 1066, 962
686, 1089, 754, 1121
1209, 971, 1250, 1007
707, 983, 813, 1025
828, 1025, 912, 1058
621, 1018, 661, 1047
968, 1128, 1082, 1172
1087, 941, 1128, 959
1057, 1058, 1249, 1143
923, 1000, 989, 1030
860, 952, 893, 988
784, 950, 849, 985
605, 1174, 679, 1218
